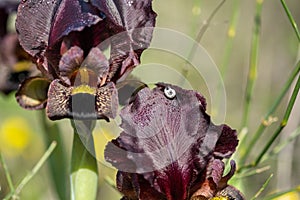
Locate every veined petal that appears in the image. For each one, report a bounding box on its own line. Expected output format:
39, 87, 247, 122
46, 79, 118, 120
81, 47, 110, 80
214, 125, 238, 158
16, 0, 102, 73
91, 0, 157, 81
105, 83, 239, 200
59, 46, 84, 83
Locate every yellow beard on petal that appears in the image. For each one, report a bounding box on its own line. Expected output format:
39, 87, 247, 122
211, 197, 230, 200
72, 84, 96, 95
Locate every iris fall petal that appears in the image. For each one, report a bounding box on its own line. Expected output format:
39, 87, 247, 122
105, 83, 242, 200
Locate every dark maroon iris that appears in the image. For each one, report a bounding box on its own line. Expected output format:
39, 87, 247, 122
45, 46, 118, 120
105, 83, 245, 200
14, 0, 156, 120
15, 0, 156, 80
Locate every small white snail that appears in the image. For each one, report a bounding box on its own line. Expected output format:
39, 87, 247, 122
164, 86, 176, 99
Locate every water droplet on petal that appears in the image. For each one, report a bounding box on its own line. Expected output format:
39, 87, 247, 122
164, 86, 176, 99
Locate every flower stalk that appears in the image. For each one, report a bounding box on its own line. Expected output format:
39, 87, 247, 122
254, 69, 300, 166
239, 60, 300, 166
240, 0, 263, 129
70, 120, 98, 200
220, 0, 240, 77
280, 0, 300, 42
180, 0, 226, 83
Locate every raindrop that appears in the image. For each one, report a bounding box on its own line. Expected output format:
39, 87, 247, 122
164, 86, 176, 99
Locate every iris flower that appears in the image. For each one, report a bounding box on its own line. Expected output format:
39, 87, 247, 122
105, 83, 245, 200
15, 0, 156, 120
0, 2, 36, 95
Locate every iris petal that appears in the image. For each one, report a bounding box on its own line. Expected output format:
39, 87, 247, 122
105, 84, 240, 200
91, 0, 157, 81
16, 0, 102, 73
46, 79, 118, 120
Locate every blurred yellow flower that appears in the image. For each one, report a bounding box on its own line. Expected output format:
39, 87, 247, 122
273, 191, 300, 200
0, 117, 33, 157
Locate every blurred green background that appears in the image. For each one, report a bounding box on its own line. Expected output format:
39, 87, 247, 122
1, 0, 300, 199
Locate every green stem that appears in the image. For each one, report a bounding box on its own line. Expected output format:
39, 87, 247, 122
0, 152, 15, 194
280, 0, 300, 42
180, 0, 226, 82
40, 111, 69, 200
220, 0, 240, 77
234, 165, 270, 179
70, 120, 98, 200
240, 0, 263, 129
267, 126, 300, 158
239, 60, 300, 165
3, 141, 57, 200
250, 173, 273, 200
188, 0, 226, 58
253, 72, 300, 166
213, 0, 240, 118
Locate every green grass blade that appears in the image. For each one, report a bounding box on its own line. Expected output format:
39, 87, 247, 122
181, 0, 226, 80
239, 60, 300, 166
265, 126, 300, 159
235, 165, 270, 179
3, 141, 57, 200
213, 0, 240, 119
190, 0, 226, 52
280, 0, 300, 42
250, 173, 273, 200
254, 67, 300, 166
0, 152, 15, 194
220, 0, 240, 77
240, 0, 263, 129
